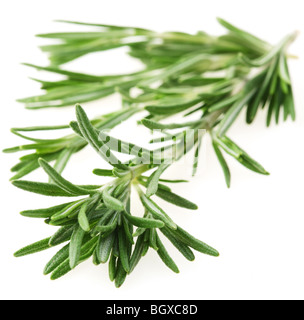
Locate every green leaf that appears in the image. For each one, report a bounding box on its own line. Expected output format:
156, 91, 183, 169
141, 118, 201, 130
9, 152, 62, 181
50, 259, 72, 280
3, 146, 23, 153
173, 226, 219, 257
12, 180, 77, 197
138, 189, 177, 230
238, 32, 297, 67
278, 53, 291, 84
20, 86, 115, 109
96, 232, 115, 264
123, 211, 165, 228
91, 207, 115, 233
155, 188, 198, 210
11, 159, 35, 172
20, 202, 74, 218
51, 200, 87, 222
145, 98, 202, 115
69, 121, 84, 137
37, 31, 112, 40
225, 136, 269, 175
93, 168, 115, 177
108, 252, 117, 281
140, 53, 212, 86
10, 129, 68, 144
213, 135, 269, 175
212, 141, 231, 188
22, 63, 104, 82
11, 124, 71, 132
10, 161, 41, 180
217, 89, 256, 137
246, 60, 278, 124
208, 93, 241, 112
38, 158, 93, 196
8, 142, 65, 153
54, 19, 154, 33
155, 233, 179, 273
118, 227, 130, 273
146, 163, 170, 197
75, 104, 128, 170
132, 227, 146, 237
49, 226, 75, 246
102, 187, 125, 211
114, 259, 127, 288
160, 227, 195, 261
50, 236, 98, 280
14, 237, 52, 257
122, 215, 134, 245
94, 217, 118, 235
284, 88, 296, 121
129, 234, 145, 273
148, 228, 158, 250
142, 177, 189, 184
141, 241, 149, 257
217, 18, 270, 54
44, 244, 70, 275
78, 202, 90, 231
69, 226, 86, 269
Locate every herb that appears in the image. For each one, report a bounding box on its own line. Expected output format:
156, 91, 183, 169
5, 19, 297, 287
12, 105, 218, 287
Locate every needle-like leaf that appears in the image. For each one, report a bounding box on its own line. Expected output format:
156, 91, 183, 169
76, 104, 128, 170
12, 180, 77, 197
44, 243, 70, 275
38, 158, 94, 196
146, 163, 170, 197
14, 237, 52, 257
212, 141, 231, 188
96, 232, 115, 264
155, 232, 179, 273
78, 202, 90, 232
173, 226, 219, 257
138, 189, 177, 230
69, 226, 86, 269
123, 211, 165, 228
20, 202, 74, 218
102, 187, 125, 211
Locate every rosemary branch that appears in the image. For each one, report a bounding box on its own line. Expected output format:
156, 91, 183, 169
12, 105, 219, 287
5, 18, 298, 287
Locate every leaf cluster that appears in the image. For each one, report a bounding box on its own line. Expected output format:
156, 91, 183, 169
6, 18, 298, 287
13, 106, 218, 287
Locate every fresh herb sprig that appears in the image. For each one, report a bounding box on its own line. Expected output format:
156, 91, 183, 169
4, 106, 139, 180
17, 18, 271, 110
6, 18, 296, 185
6, 19, 298, 286
13, 105, 219, 287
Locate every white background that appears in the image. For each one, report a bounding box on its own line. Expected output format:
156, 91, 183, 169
1, 0, 304, 300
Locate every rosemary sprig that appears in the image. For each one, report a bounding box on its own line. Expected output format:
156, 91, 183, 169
6, 18, 298, 287
4, 106, 139, 180
13, 105, 218, 287
17, 18, 271, 110
6, 18, 296, 184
